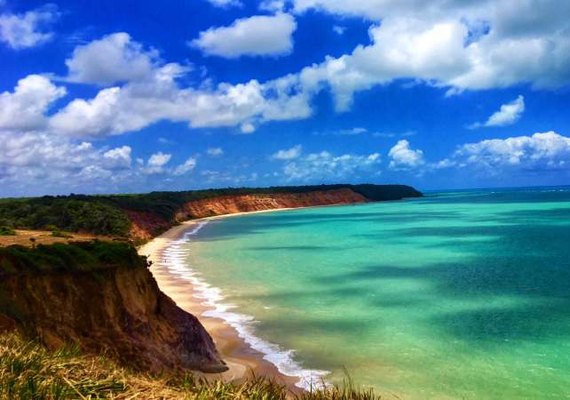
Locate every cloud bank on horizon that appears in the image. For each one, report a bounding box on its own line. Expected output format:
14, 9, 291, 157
0, 0, 569, 196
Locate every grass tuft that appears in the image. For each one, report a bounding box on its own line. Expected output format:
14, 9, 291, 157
0, 332, 383, 399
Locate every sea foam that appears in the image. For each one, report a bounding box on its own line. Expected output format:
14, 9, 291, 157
159, 220, 330, 390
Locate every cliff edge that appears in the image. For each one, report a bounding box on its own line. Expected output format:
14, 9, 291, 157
0, 241, 228, 374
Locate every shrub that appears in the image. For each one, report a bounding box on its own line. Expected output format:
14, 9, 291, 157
50, 230, 72, 238
0, 226, 16, 236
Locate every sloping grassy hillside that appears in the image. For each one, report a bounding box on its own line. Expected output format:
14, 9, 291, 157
0, 332, 380, 400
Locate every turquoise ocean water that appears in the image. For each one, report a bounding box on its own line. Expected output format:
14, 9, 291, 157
168, 187, 570, 399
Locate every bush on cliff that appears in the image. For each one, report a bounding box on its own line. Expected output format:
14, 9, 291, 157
0, 241, 147, 276
0, 226, 16, 236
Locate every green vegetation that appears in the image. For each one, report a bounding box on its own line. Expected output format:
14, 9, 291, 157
0, 226, 16, 236
0, 241, 148, 276
50, 230, 72, 239
0, 331, 380, 400
0, 198, 131, 236
0, 185, 421, 238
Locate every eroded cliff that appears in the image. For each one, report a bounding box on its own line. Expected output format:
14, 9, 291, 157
176, 188, 367, 219
0, 242, 227, 374
128, 188, 370, 241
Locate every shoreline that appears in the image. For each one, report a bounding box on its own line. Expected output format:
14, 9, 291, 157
138, 208, 308, 392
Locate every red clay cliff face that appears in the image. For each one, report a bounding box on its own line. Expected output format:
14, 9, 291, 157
0, 264, 228, 374
126, 210, 171, 242
127, 188, 368, 242
176, 188, 367, 219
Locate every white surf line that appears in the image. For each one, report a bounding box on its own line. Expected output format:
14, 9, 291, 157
160, 220, 330, 390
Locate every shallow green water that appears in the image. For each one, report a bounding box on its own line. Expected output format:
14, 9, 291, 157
183, 188, 570, 399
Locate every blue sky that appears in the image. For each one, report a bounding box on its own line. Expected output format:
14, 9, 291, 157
1, 0, 569, 196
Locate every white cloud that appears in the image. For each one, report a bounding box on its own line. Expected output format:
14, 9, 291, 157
158, 137, 175, 145
333, 25, 346, 35
65, 32, 161, 85
443, 131, 570, 171
200, 169, 258, 184
240, 122, 256, 133
49, 37, 313, 137
373, 130, 416, 138
470, 95, 525, 128
272, 144, 302, 160
50, 87, 125, 136
291, 1, 570, 110
259, 0, 286, 12
0, 5, 57, 49
146, 152, 171, 174
174, 157, 197, 176
148, 152, 171, 166
207, 0, 242, 7
313, 127, 368, 136
282, 150, 380, 181
23, 0, 568, 141
103, 146, 132, 169
191, 13, 297, 58
298, 19, 472, 111
0, 74, 66, 131
0, 130, 137, 194
207, 147, 224, 157
388, 140, 425, 170
293, 0, 569, 32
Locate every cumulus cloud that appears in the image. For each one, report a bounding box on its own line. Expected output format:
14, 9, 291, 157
103, 146, 132, 169
470, 95, 525, 129
293, 0, 569, 35
291, 1, 570, 110
144, 152, 172, 174
0, 116, 203, 193
282, 151, 380, 181
487, 96, 525, 126
11, 0, 569, 142
48, 37, 313, 137
443, 131, 570, 171
272, 145, 302, 160
388, 140, 424, 170
0, 5, 58, 49
65, 32, 161, 85
207, 147, 224, 157
0, 129, 137, 195
174, 157, 197, 176
191, 13, 297, 58
0, 74, 66, 131
39, 6, 566, 140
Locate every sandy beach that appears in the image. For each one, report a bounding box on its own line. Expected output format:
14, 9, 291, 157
137, 210, 302, 391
